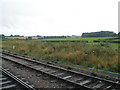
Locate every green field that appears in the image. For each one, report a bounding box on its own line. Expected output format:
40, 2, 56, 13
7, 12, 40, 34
2, 37, 120, 73
33, 37, 117, 42
33, 37, 119, 49
111, 39, 120, 41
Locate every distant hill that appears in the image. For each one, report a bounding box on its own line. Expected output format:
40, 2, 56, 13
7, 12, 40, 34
82, 31, 117, 37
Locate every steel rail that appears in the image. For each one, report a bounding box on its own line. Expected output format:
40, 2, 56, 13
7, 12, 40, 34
0, 66, 36, 90
1, 55, 92, 89
1, 50, 120, 89
2, 50, 120, 85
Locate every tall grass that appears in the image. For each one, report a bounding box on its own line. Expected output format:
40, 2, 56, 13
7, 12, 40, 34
2, 39, 119, 73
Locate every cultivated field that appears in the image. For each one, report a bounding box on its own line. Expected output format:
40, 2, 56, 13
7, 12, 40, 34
2, 37, 120, 73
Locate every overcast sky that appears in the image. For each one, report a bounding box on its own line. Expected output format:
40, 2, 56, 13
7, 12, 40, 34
0, 0, 119, 36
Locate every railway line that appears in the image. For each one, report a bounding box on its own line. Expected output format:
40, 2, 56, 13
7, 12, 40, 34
1, 49, 120, 90
0, 66, 35, 90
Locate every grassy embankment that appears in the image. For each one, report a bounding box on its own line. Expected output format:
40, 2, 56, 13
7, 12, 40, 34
2, 37, 120, 73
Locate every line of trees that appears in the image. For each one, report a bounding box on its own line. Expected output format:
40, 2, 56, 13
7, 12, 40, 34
1, 31, 120, 38
118, 32, 120, 37
36, 35, 71, 39
82, 31, 118, 37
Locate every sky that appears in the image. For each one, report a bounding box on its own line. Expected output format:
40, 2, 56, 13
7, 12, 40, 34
0, 0, 119, 36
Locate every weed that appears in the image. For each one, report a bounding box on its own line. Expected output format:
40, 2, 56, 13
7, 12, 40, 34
2, 39, 119, 73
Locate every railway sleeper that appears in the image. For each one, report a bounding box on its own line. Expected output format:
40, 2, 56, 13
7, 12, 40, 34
2, 51, 120, 90
0, 84, 17, 89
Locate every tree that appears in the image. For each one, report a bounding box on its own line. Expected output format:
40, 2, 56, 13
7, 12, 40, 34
0, 34, 5, 38
82, 31, 117, 37
10, 34, 13, 37
118, 32, 120, 37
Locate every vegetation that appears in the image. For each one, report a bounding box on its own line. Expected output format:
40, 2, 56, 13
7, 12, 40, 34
2, 38, 119, 73
82, 31, 117, 37
34, 37, 117, 42
118, 32, 120, 37
43, 36, 69, 39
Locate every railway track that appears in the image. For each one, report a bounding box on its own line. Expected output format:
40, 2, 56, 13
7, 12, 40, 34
0, 66, 35, 90
1, 49, 120, 90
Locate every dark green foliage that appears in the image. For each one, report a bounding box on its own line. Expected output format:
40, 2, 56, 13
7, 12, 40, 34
43, 36, 70, 39
82, 31, 117, 37
0, 34, 5, 38
118, 32, 120, 37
